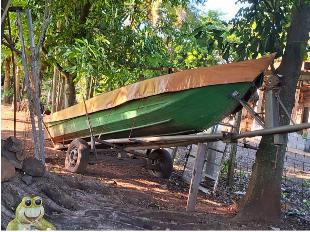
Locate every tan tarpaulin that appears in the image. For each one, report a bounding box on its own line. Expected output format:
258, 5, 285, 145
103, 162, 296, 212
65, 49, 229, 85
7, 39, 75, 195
49, 53, 276, 122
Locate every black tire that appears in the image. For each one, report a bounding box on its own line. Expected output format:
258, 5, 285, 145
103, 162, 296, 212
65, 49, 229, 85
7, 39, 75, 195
147, 149, 173, 179
65, 138, 89, 173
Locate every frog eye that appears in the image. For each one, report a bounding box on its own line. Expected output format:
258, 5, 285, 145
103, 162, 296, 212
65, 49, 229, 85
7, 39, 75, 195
25, 199, 31, 206
35, 198, 42, 206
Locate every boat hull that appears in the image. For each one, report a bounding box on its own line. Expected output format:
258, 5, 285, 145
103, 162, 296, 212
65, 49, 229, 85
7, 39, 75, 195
46, 82, 253, 144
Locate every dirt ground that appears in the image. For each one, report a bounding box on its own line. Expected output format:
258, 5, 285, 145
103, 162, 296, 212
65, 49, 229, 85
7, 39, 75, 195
1, 104, 309, 230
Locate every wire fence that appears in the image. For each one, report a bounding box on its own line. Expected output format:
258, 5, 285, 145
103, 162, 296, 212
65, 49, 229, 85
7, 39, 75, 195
222, 142, 310, 218
174, 139, 310, 218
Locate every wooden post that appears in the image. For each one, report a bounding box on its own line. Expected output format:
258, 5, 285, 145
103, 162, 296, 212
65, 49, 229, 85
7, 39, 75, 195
227, 111, 242, 189
204, 125, 218, 176
265, 89, 279, 128
265, 76, 287, 145
186, 143, 207, 212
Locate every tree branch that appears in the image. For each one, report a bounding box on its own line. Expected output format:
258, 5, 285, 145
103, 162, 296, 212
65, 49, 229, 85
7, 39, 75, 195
42, 46, 70, 76
36, 0, 51, 52
1, 40, 22, 55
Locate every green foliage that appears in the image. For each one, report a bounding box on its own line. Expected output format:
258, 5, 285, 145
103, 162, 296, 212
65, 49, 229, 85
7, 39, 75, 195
2, 0, 245, 103
303, 199, 310, 209
35, 0, 235, 96
61, 37, 109, 82
304, 179, 310, 188
221, 160, 230, 174
281, 192, 288, 199
231, 0, 300, 60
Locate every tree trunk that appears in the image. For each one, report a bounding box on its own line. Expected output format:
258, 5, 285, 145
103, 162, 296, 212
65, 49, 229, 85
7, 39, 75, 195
3, 57, 11, 104
63, 73, 76, 108
85, 77, 92, 100
26, 54, 35, 99
90, 78, 95, 98
39, 64, 44, 98
235, 3, 310, 222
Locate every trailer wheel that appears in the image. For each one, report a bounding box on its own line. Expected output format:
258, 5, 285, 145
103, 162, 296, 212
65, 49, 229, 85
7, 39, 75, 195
65, 138, 89, 173
147, 149, 173, 179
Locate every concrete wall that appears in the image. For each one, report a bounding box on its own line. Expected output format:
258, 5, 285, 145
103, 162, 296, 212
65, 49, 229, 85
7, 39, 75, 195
251, 115, 310, 152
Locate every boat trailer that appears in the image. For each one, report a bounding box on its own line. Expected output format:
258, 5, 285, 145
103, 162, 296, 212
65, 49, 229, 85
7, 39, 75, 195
53, 122, 310, 178
51, 79, 310, 179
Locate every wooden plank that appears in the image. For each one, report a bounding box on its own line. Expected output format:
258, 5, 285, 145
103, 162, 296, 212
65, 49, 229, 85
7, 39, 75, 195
186, 143, 207, 212
265, 90, 279, 128
124, 141, 201, 151
107, 122, 310, 145
300, 73, 310, 81
106, 134, 224, 144
265, 89, 285, 145
227, 111, 242, 188
95, 137, 145, 157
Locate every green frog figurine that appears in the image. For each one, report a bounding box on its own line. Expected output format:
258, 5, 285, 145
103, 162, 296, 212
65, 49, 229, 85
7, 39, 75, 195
7, 196, 56, 230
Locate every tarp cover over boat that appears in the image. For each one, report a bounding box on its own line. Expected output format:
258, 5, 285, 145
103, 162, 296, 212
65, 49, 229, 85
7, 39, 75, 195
50, 53, 276, 122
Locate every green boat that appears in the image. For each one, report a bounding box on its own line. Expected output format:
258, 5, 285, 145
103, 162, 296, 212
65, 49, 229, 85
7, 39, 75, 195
46, 54, 275, 145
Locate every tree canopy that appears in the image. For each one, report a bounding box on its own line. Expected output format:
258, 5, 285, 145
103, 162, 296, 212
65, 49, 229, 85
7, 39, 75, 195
231, 0, 309, 60
2, 0, 243, 105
